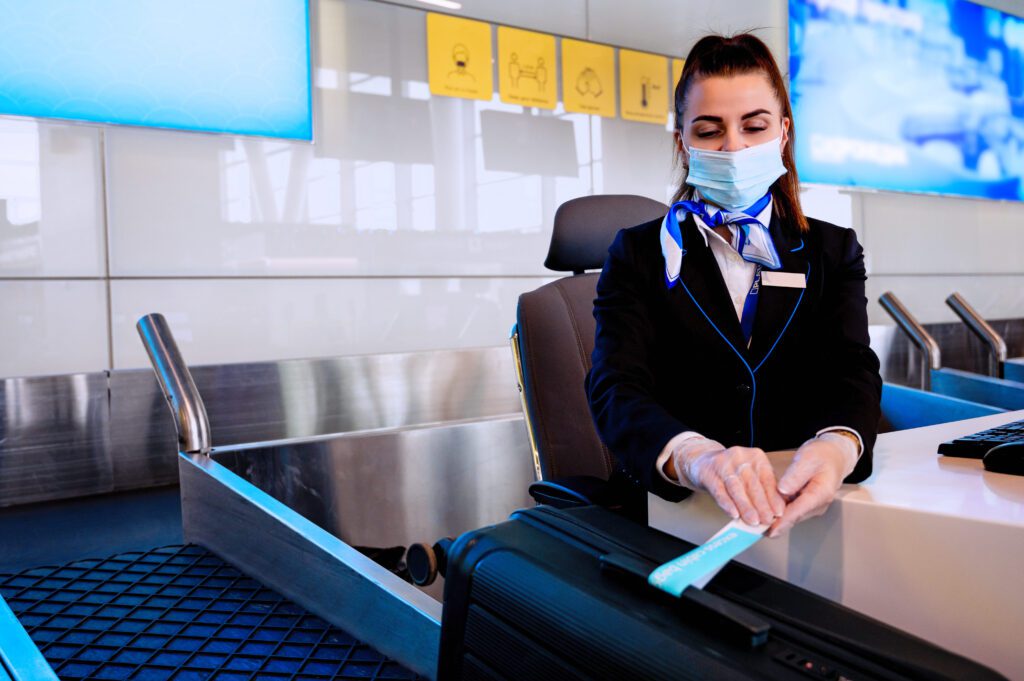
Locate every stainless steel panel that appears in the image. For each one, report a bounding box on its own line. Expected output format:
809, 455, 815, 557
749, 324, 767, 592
212, 416, 534, 550
180, 452, 443, 680
108, 347, 522, 495
0, 372, 111, 506
876, 318, 1024, 388
1, 346, 520, 507
0, 594, 59, 681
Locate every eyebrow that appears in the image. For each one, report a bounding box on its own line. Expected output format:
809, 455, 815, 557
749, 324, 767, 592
690, 109, 772, 124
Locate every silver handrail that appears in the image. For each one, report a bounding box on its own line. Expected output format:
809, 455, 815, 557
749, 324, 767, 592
945, 293, 1007, 379
136, 313, 212, 455
878, 292, 941, 391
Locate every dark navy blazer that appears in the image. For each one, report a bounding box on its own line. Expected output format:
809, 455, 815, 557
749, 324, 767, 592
586, 209, 882, 501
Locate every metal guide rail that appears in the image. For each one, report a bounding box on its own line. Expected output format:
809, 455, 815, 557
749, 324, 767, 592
879, 293, 1024, 410
133, 313, 534, 679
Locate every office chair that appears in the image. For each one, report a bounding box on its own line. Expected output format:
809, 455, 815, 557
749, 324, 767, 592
510, 194, 668, 514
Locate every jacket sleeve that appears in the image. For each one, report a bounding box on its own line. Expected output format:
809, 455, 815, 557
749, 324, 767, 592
811, 226, 883, 483
586, 229, 693, 501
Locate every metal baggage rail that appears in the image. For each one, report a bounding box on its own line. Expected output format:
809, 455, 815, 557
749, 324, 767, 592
136, 314, 535, 679
880, 292, 1024, 410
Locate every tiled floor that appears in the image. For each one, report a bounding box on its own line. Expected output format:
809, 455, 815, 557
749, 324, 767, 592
0, 544, 421, 681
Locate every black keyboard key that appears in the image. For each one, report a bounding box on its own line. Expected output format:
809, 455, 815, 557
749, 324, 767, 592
937, 418, 1024, 459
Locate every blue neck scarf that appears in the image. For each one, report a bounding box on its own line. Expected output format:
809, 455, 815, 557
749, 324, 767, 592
660, 192, 780, 287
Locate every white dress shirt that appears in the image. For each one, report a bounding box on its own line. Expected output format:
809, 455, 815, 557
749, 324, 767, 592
655, 199, 863, 487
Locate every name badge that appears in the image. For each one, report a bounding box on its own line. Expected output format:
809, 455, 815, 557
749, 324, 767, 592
761, 271, 806, 289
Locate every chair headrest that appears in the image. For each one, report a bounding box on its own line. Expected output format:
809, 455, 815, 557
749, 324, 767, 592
544, 194, 669, 273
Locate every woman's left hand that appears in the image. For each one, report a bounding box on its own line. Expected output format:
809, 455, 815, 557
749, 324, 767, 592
767, 435, 857, 538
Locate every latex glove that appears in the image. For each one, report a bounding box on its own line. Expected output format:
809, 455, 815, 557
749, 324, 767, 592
768, 434, 857, 538
669, 438, 786, 526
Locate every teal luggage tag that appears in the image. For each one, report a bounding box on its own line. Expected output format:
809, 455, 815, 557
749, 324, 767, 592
648, 519, 768, 597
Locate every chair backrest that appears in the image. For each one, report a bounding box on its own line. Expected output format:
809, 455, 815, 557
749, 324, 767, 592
512, 194, 669, 481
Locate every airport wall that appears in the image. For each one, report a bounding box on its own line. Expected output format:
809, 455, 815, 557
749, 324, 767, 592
0, 0, 1021, 378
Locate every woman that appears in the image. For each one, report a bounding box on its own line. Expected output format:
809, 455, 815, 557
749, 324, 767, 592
587, 34, 881, 537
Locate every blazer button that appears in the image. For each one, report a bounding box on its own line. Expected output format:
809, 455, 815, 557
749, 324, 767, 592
736, 383, 752, 395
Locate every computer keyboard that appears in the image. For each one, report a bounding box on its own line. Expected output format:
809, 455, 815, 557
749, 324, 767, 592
937, 418, 1024, 458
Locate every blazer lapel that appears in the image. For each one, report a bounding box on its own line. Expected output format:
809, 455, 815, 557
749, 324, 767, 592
675, 213, 750, 356
748, 212, 809, 371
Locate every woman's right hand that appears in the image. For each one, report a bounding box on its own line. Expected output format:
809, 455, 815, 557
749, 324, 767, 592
667, 438, 786, 526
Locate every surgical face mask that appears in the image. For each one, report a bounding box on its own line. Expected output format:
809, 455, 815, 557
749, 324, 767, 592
685, 136, 787, 212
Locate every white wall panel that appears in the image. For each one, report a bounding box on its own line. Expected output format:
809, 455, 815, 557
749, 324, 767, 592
4, 0, 1022, 381
862, 192, 1024, 275
587, 0, 786, 61
373, 0, 587, 38
0, 119, 104, 277
0, 281, 108, 378
800, 185, 854, 228
595, 116, 676, 202
866, 275, 1024, 325
110, 276, 552, 369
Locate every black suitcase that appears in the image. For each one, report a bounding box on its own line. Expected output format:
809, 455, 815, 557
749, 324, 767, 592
435, 505, 1004, 680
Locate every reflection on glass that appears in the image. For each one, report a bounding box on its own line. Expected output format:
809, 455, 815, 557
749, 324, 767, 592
0, 118, 41, 269
106, 0, 620, 276
218, 72, 588, 239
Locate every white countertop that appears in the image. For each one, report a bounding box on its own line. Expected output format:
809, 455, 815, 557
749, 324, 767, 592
649, 409, 1024, 680
837, 410, 1024, 525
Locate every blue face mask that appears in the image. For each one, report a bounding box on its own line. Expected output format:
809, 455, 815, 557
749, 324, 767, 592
685, 136, 787, 212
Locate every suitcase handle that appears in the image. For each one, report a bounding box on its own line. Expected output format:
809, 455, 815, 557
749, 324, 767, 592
600, 553, 771, 649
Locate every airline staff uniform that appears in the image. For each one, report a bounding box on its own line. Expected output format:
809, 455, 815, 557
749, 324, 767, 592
586, 200, 882, 501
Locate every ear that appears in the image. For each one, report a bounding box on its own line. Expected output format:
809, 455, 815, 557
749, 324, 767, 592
674, 130, 687, 160
780, 117, 791, 151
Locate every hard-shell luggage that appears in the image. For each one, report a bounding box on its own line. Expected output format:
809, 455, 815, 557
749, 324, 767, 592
434, 505, 1004, 680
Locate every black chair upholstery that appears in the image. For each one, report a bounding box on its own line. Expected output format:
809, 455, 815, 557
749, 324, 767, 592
513, 194, 668, 510
544, 194, 671, 273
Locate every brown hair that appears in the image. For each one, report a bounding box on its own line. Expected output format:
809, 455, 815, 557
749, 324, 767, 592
672, 33, 808, 234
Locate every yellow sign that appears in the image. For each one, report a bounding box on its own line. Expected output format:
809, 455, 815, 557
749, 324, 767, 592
619, 49, 669, 125
497, 26, 557, 109
427, 13, 493, 101
561, 38, 615, 117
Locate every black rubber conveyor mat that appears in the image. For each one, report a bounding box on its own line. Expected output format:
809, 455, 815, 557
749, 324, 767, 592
0, 544, 421, 681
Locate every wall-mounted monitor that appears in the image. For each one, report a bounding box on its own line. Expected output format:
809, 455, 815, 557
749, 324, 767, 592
790, 0, 1024, 201
0, 0, 312, 140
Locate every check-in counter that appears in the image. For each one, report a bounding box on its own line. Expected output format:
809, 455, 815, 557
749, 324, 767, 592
650, 410, 1024, 681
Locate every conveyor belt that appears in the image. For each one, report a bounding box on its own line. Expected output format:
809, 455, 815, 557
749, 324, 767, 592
0, 545, 421, 680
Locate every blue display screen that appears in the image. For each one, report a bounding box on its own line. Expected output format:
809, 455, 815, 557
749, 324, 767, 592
0, 0, 312, 140
790, 0, 1024, 201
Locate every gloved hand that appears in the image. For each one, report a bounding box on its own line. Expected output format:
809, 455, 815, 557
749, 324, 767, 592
667, 437, 786, 526
768, 433, 858, 538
